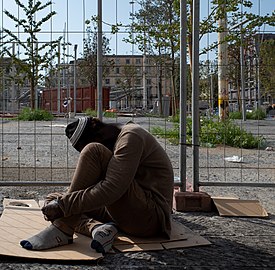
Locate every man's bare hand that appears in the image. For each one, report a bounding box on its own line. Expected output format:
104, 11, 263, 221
41, 199, 64, 221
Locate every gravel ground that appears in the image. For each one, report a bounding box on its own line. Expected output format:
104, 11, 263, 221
0, 117, 274, 269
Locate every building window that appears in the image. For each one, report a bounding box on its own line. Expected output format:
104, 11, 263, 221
126, 59, 130, 64
136, 58, 141, 64
105, 78, 110, 85
116, 67, 120, 74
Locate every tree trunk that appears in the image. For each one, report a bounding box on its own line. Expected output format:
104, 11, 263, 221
30, 79, 35, 110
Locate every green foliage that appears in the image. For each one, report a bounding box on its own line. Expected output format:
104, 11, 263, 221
170, 113, 180, 123
80, 19, 113, 88
259, 39, 275, 98
247, 109, 266, 120
200, 118, 265, 149
86, 108, 117, 118
229, 109, 266, 120
152, 117, 266, 149
152, 117, 193, 145
18, 108, 54, 121
229, 111, 242, 119
0, 0, 61, 109
103, 111, 117, 118
151, 125, 181, 145
84, 108, 97, 117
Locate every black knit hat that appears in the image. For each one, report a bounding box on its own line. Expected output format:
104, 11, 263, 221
65, 117, 105, 150
66, 117, 89, 147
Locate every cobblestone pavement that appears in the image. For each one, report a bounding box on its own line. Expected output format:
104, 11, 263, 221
0, 209, 274, 269
0, 117, 274, 269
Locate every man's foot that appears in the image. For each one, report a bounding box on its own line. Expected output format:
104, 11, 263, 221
20, 224, 73, 250
91, 223, 118, 255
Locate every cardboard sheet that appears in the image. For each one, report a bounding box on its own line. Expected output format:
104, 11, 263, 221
113, 220, 211, 252
0, 199, 103, 261
0, 199, 211, 261
212, 197, 268, 217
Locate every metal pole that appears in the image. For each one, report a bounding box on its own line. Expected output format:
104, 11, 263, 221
257, 54, 261, 108
142, 54, 147, 110
57, 42, 61, 114
97, 0, 103, 120
73, 44, 77, 116
35, 42, 38, 110
192, 0, 200, 192
179, 0, 187, 192
142, 4, 147, 111
11, 43, 16, 113
240, 0, 246, 120
210, 73, 214, 113
240, 25, 246, 121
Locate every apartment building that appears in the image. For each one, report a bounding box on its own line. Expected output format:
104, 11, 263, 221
0, 53, 173, 113
0, 57, 32, 112
77, 54, 173, 111
228, 33, 275, 111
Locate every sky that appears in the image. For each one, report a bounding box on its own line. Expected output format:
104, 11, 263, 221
1, 0, 275, 61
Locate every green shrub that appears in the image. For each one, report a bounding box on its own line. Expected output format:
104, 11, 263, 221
151, 125, 181, 145
229, 109, 266, 120
229, 111, 242, 119
152, 116, 266, 149
84, 108, 97, 117
103, 111, 117, 118
200, 118, 265, 149
247, 109, 266, 120
18, 108, 54, 121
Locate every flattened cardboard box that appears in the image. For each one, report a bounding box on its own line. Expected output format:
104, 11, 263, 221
0, 199, 102, 261
0, 199, 211, 261
212, 197, 268, 217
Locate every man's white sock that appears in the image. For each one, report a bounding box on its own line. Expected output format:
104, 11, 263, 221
20, 224, 73, 250
91, 223, 118, 255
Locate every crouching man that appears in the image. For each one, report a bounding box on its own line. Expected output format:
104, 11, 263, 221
20, 117, 174, 254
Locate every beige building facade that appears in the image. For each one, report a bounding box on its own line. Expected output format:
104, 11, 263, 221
102, 54, 172, 111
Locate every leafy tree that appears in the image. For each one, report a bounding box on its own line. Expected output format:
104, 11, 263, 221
126, 0, 180, 115
0, 58, 8, 95
227, 42, 242, 110
259, 39, 275, 100
125, 0, 275, 115
199, 60, 218, 109
79, 19, 113, 88
0, 0, 61, 109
